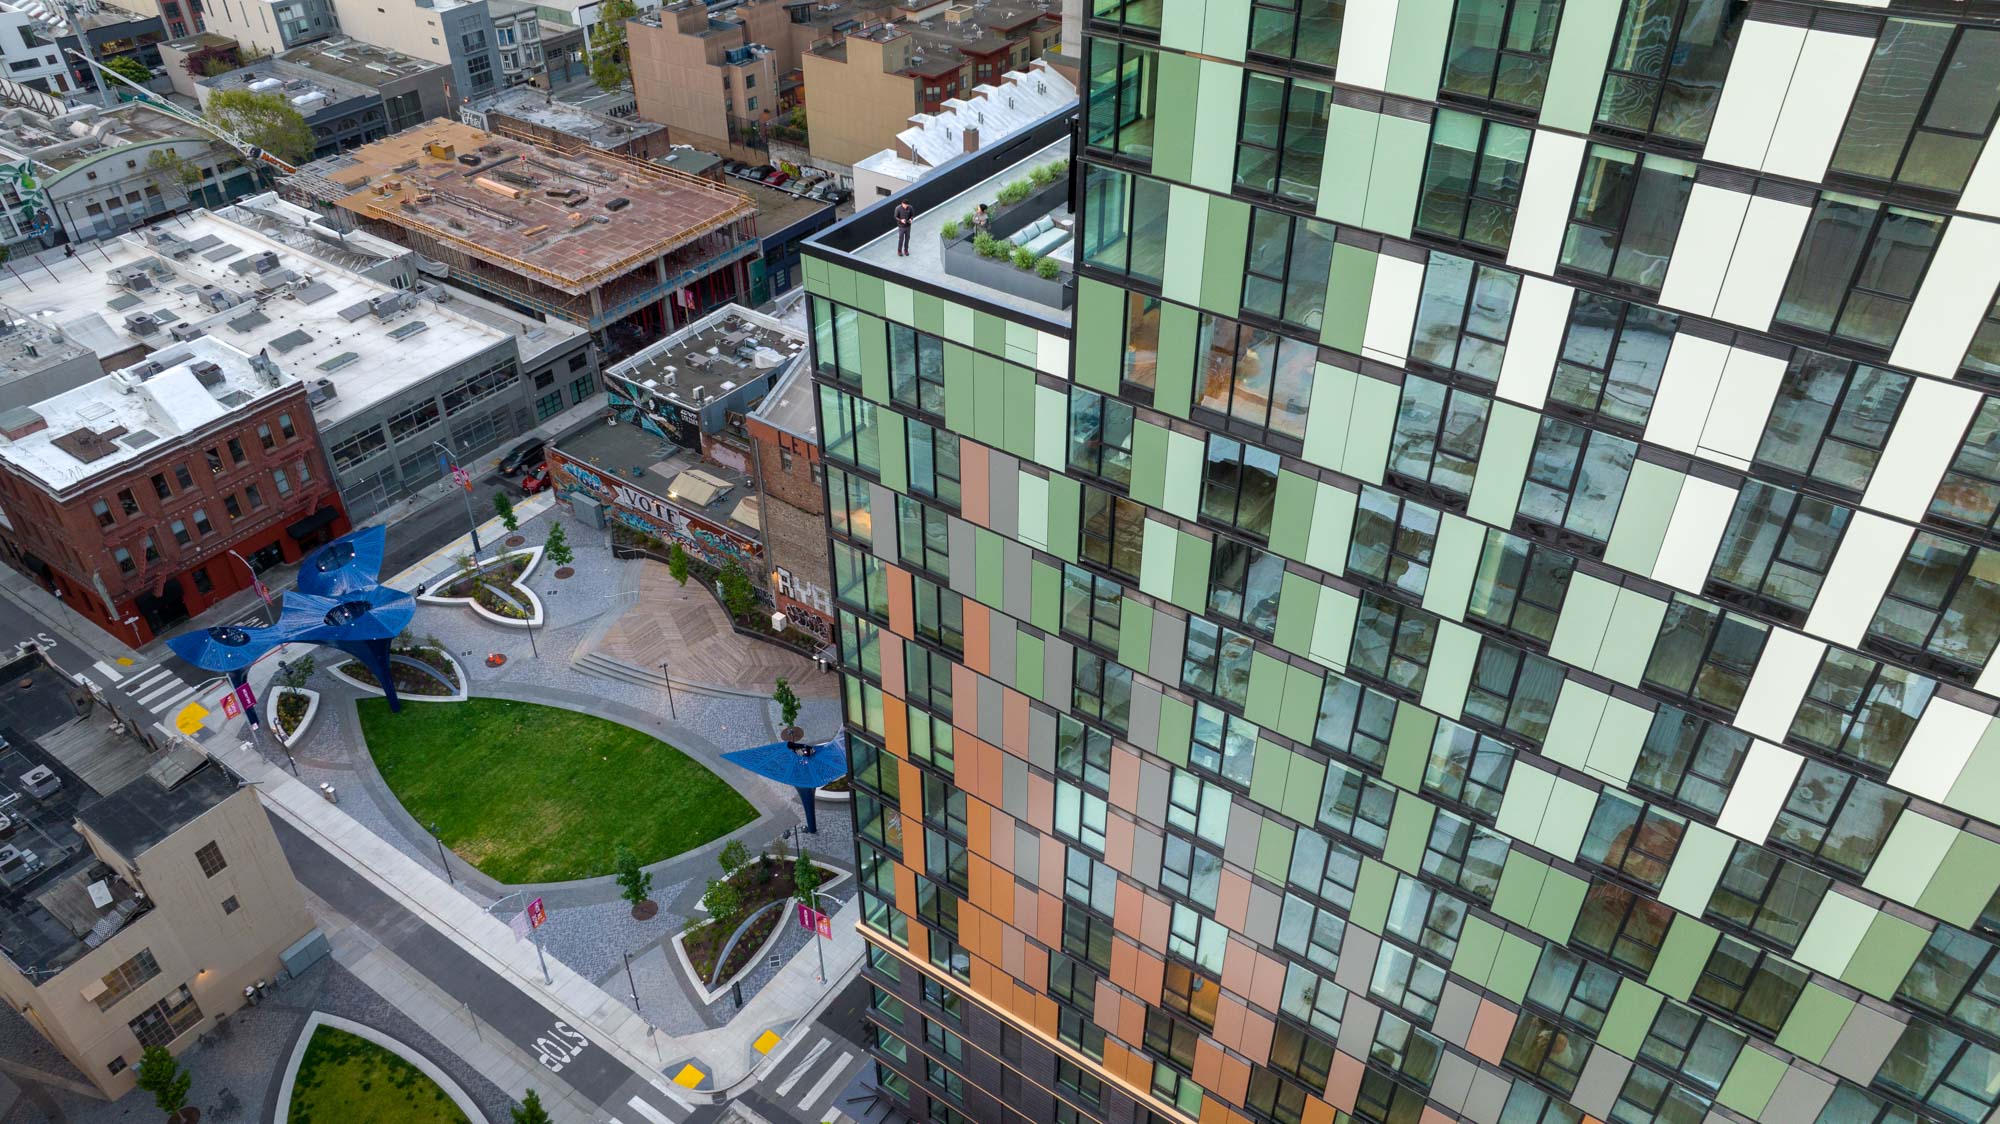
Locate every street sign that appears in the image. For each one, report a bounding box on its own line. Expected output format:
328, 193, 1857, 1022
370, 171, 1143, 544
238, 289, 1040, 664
220, 693, 241, 720
452, 466, 472, 491
818, 912, 832, 939
509, 909, 532, 942
174, 703, 208, 734
527, 897, 548, 929
251, 576, 271, 604
236, 682, 256, 709
438, 451, 453, 475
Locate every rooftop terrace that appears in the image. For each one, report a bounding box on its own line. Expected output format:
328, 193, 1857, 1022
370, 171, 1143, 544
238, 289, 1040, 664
198, 58, 376, 111
311, 121, 754, 294
280, 37, 446, 87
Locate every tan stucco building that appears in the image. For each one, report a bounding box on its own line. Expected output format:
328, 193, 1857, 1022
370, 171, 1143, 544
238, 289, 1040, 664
0, 709, 313, 1099
628, 2, 781, 156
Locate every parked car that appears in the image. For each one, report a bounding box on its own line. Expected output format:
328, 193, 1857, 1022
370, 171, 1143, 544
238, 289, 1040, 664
742, 164, 774, 180
520, 466, 551, 494
765, 170, 791, 187
821, 187, 852, 205
497, 437, 546, 476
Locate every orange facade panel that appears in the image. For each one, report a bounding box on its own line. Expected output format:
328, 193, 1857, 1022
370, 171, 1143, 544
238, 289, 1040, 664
961, 442, 990, 527
962, 599, 992, 676
886, 562, 914, 636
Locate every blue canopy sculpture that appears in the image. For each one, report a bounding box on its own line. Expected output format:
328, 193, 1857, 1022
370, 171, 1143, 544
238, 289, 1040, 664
723, 731, 847, 834
165, 527, 421, 714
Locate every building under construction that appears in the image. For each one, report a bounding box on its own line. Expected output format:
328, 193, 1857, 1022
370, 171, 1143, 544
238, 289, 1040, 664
284, 120, 760, 341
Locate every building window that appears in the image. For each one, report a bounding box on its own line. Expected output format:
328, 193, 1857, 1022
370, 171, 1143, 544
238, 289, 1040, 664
1241, 210, 1334, 331
1440, 0, 1563, 111
1390, 375, 1490, 499
388, 400, 441, 442
1595, 0, 1746, 146
228, 437, 246, 465
569, 374, 593, 404
278, 412, 295, 440
1769, 760, 1903, 877
1579, 790, 1685, 890
1184, 618, 1254, 709
118, 488, 138, 515
196, 841, 227, 877
114, 547, 134, 574
1690, 932, 1809, 1034
887, 324, 945, 415
1081, 164, 1169, 287
1830, 19, 2000, 197
1085, 39, 1160, 164
535, 391, 563, 421
1192, 318, 1320, 440
152, 473, 171, 500
1644, 595, 1768, 716
274, 468, 291, 497
224, 495, 242, 520
1775, 194, 1947, 350
170, 519, 190, 547
1640, 1000, 1744, 1093
1754, 349, 1909, 496
1559, 145, 1695, 291
1080, 486, 1144, 578
1201, 436, 1280, 540
1070, 387, 1136, 486
1416, 109, 1531, 252
329, 426, 387, 471
1707, 843, 1829, 951
257, 423, 275, 450
1789, 648, 1934, 773
1517, 416, 1636, 545
906, 422, 959, 507
1236, 73, 1332, 205
107, 1057, 126, 1076
1866, 532, 2000, 682
1209, 537, 1283, 637
1875, 1020, 2000, 1124
1411, 251, 1519, 384
1932, 396, 2000, 538
192, 568, 212, 595
1421, 810, 1506, 903
1549, 290, 1678, 428
896, 497, 950, 577
1574, 878, 1674, 973
1466, 528, 1571, 646
1061, 565, 1122, 652
92, 499, 113, 527
1072, 651, 1132, 733
94, 948, 162, 1010
1630, 704, 1749, 819
128, 987, 203, 1049
1705, 480, 1850, 623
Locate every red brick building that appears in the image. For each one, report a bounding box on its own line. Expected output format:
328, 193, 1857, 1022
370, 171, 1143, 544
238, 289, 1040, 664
741, 357, 831, 647
0, 339, 348, 647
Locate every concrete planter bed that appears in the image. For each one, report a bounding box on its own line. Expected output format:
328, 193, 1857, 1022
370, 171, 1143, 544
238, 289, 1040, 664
417, 546, 545, 628
674, 861, 847, 1004
275, 1013, 481, 1124
275, 687, 321, 748
330, 649, 468, 702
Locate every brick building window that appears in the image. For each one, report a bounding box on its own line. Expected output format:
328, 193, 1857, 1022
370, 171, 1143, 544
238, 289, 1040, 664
196, 841, 227, 877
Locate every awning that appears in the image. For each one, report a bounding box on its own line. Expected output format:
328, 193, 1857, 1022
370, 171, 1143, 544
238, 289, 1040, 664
286, 505, 341, 541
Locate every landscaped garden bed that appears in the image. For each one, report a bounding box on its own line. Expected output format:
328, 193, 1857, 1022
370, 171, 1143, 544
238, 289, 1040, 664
418, 547, 544, 628
673, 852, 845, 1002
285, 1024, 467, 1124
334, 642, 465, 700
275, 686, 319, 748
356, 697, 755, 883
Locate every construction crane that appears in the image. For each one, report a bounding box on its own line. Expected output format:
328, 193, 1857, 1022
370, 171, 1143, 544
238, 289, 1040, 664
0, 0, 297, 174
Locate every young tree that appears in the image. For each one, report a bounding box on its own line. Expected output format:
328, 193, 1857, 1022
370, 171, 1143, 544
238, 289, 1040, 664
493, 490, 519, 532
102, 55, 154, 90
544, 521, 574, 566
718, 838, 750, 876
773, 677, 801, 730
587, 0, 639, 92
718, 560, 755, 619
793, 847, 824, 907
134, 1046, 191, 1122
702, 876, 743, 925
613, 844, 652, 908
512, 1090, 554, 1124
205, 89, 314, 167
277, 655, 316, 690
667, 541, 690, 586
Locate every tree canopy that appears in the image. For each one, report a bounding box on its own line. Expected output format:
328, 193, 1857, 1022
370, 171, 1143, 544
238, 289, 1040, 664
101, 55, 154, 90
588, 0, 639, 92
205, 88, 314, 167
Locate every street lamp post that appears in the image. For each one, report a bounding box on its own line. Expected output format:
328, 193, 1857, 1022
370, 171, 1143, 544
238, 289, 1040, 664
225, 549, 275, 626
430, 821, 454, 885
431, 441, 483, 557
658, 660, 676, 720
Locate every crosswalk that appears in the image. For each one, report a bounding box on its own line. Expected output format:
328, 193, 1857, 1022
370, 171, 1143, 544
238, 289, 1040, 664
87, 659, 206, 718
765, 1029, 866, 1121
603, 1088, 693, 1124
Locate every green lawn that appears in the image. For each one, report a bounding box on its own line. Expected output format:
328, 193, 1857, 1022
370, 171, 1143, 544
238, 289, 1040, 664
358, 697, 756, 883
287, 1025, 467, 1124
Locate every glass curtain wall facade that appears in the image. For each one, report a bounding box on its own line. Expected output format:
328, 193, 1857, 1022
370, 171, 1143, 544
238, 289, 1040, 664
806, 4, 2000, 1124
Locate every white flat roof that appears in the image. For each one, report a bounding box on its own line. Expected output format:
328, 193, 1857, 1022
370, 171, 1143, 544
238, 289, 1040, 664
0, 206, 573, 428
0, 337, 297, 493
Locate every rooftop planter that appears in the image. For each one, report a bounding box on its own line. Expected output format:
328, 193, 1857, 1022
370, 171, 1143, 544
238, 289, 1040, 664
936, 164, 1074, 309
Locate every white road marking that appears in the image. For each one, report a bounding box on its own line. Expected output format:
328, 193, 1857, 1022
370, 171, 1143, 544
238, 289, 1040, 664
90, 660, 124, 682
624, 1095, 677, 1124
797, 1051, 852, 1111
774, 1036, 832, 1097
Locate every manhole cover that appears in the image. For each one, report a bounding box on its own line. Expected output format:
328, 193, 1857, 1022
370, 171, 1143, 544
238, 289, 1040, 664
767, 956, 782, 968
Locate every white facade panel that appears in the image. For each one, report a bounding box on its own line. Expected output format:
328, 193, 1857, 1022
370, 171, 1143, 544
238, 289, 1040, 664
1651, 475, 1737, 593
1702, 20, 1805, 171
1717, 740, 1805, 844
1888, 216, 2000, 378
1959, 132, 2000, 220
1506, 131, 1587, 278
1658, 185, 1751, 318
1646, 333, 1731, 456
1711, 196, 1812, 333
1888, 698, 1991, 804
1804, 510, 1913, 647
1695, 347, 1786, 469
1863, 378, 1983, 522
1734, 628, 1827, 743
1334, 0, 1398, 93
1762, 29, 1874, 183
1494, 275, 1573, 409
1363, 252, 1425, 366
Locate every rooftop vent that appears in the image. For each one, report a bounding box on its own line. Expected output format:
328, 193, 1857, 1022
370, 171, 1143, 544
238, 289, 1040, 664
49, 427, 125, 464
308, 376, 341, 404
0, 407, 46, 440
368, 291, 411, 320
190, 361, 226, 388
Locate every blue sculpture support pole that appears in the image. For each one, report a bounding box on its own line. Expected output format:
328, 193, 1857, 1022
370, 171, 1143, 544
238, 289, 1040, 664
796, 785, 817, 834
342, 637, 403, 713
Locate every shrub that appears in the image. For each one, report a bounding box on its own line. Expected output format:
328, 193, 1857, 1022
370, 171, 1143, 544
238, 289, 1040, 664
1029, 162, 1056, 186
773, 677, 802, 728
544, 521, 574, 566
135, 1047, 190, 1120
940, 219, 959, 240
614, 845, 652, 907
493, 491, 518, 532
667, 541, 690, 586
1011, 245, 1034, 270
1035, 256, 1060, 280
996, 177, 1033, 206
702, 877, 743, 925
972, 232, 1003, 259
719, 839, 751, 875
1048, 157, 1069, 179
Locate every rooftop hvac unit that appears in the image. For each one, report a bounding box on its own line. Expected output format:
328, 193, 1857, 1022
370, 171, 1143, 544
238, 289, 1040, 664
368, 291, 410, 319
308, 378, 338, 405
170, 324, 205, 342
19, 766, 59, 799
251, 251, 281, 274
123, 312, 158, 334
197, 284, 239, 311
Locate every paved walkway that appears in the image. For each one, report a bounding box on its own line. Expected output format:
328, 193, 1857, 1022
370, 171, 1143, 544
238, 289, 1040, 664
580, 560, 836, 698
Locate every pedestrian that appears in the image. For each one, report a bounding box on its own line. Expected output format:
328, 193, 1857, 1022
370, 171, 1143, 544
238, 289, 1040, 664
973, 203, 988, 233
895, 200, 913, 256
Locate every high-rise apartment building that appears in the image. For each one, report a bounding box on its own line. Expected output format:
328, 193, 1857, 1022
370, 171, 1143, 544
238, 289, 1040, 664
807, 6, 2000, 1124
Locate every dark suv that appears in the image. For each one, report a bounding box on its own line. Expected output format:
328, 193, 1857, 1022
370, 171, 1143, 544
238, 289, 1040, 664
497, 438, 546, 476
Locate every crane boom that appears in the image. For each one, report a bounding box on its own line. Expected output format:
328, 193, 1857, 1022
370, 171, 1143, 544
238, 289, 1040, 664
57, 47, 298, 175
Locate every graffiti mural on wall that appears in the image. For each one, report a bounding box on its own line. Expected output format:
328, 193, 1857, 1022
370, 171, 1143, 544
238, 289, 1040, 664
549, 449, 763, 575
